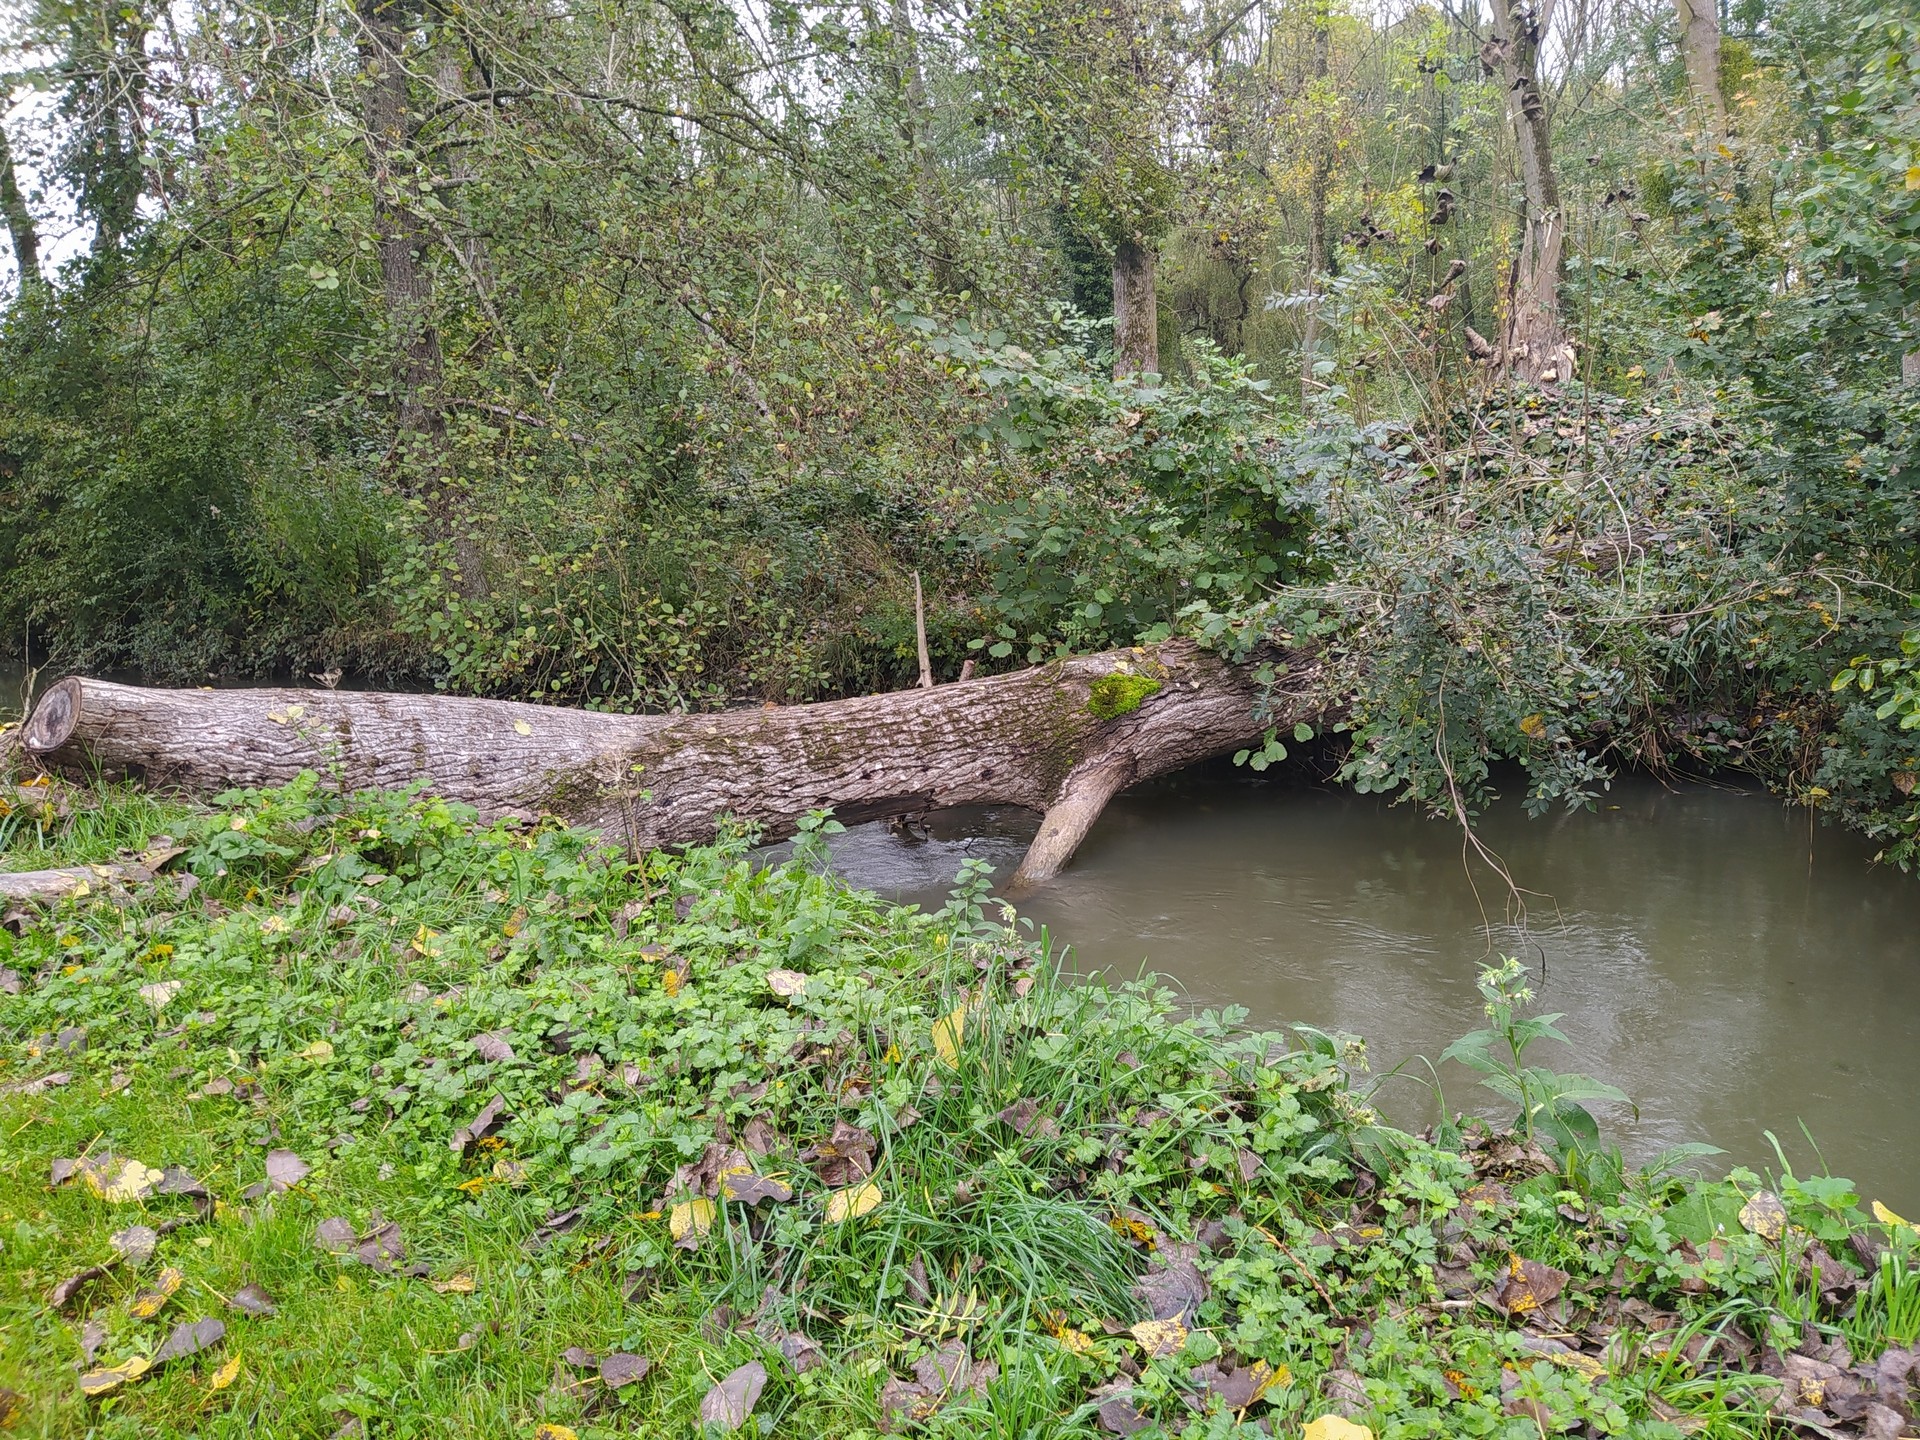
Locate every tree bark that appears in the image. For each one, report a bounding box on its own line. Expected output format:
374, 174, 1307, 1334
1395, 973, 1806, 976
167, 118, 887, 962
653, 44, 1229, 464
1486, 0, 1574, 386
1299, 0, 1332, 396
1112, 239, 1160, 378
22, 642, 1317, 885
1672, 0, 1726, 136
0, 117, 41, 286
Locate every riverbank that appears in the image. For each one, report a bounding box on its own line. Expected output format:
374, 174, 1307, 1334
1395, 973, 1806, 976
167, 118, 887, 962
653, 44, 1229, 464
2, 775, 1918, 1438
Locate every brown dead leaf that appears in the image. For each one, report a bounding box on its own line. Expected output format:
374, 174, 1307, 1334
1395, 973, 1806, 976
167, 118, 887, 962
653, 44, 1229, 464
151, 1317, 225, 1366
49, 1263, 115, 1310
263, 1150, 311, 1194
778, 1331, 825, 1375
314, 1218, 358, 1254
449, 1093, 508, 1155
77, 1356, 151, 1397
995, 1097, 1061, 1139
720, 1171, 793, 1205
109, 1225, 157, 1267
355, 1220, 405, 1272
1093, 1384, 1152, 1435
601, 1352, 651, 1388
470, 1031, 515, 1063
1493, 1254, 1570, 1315
699, 1360, 767, 1432
228, 1283, 277, 1317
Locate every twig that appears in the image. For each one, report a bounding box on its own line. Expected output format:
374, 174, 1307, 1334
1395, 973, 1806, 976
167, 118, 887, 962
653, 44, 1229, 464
914, 572, 934, 689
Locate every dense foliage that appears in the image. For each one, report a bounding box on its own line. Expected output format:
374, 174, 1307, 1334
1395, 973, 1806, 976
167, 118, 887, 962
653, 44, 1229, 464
0, 0, 1914, 838
3, 777, 1918, 1436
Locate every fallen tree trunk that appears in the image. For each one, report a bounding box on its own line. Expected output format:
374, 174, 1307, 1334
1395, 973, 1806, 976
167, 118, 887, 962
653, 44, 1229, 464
20, 642, 1318, 883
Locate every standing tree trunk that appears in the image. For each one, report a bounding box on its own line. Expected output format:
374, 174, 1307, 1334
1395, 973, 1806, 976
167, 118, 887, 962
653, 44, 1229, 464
1486, 0, 1574, 385
357, 0, 476, 587
1672, 0, 1726, 136
1112, 238, 1160, 377
21, 642, 1318, 886
0, 118, 40, 286
1299, 0, 1333, 396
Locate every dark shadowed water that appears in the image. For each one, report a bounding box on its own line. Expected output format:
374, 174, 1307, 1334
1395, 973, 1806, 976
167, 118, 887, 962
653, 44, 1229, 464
797, 770, 1920, 1209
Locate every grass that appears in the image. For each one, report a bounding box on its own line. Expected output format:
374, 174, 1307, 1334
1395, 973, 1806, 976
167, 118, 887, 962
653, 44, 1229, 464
2, 771, 1918, 1438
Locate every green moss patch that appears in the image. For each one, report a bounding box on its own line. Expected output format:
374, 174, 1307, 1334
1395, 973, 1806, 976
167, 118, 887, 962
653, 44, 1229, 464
1086, 671, 1162, 720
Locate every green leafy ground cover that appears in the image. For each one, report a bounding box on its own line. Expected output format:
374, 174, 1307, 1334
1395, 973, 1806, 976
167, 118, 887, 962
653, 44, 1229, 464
1, 776, 1918, 1439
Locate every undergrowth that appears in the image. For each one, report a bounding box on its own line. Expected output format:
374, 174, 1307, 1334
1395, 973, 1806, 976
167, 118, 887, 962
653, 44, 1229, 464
0, 777, 1916, 1438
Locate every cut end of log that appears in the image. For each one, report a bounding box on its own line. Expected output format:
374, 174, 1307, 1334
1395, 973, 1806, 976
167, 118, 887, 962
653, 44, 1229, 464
22, 677, 81, 754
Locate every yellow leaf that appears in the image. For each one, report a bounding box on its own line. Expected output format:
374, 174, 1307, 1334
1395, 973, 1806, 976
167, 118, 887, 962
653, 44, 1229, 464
1518, 713, 1546, 739
409, 925, 439, 956
1303, 1418, 1374, 1440
0, 1387, 24, 1427
1548, 1351, 1608, 1381
766, 969, 808, 998
127, 1266, 184, 1319
298, 1040, 335, 1062
1908, 166, 1920, 191
534, 1427, 578, 1440
502, 908, 526, 938
1130, 1317, 1187, 1359
87, 1159, 164, 1204
931, 1004, 970, 1066
661, 967, 681, 997
209, 1354, 243, 1391
1249, 1360, 1290, 1399
1872, 1199, 1920, 1233
824, 1181, 883, 1223
669, 1198, 716, 1241
1738, 1190, 1788, 1242
513, 720, 533, 737
77, 1356, 151, 1397
430, 1274, 476, 1294
229, 815, 248, 831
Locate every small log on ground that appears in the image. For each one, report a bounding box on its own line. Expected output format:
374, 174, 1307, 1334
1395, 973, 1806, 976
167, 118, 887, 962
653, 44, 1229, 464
21, 642, 1318, 883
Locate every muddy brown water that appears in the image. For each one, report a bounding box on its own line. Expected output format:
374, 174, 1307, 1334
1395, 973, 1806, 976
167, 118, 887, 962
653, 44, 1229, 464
789, 770, 1920, 1209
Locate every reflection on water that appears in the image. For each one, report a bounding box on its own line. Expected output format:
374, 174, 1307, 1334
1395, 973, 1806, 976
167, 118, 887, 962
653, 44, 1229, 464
801, 769, 1920, 1209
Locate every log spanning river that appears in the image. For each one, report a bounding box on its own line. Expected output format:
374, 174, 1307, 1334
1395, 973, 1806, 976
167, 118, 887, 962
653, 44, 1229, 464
791, 769, 1920, 1210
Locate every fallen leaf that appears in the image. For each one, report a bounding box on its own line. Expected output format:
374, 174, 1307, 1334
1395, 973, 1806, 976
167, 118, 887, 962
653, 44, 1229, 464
699, 1360, 767, 1432
670, 1197, 716, 1246
471, 1031, 515, 1063
87, 1158, 165, 1204
1303, 1418, 1375, 1440
1094, 1387, 1152, 1434
765, 968, 808, 998
138, 980, 182, 1011
1129, 1316, 1187, 1360
995, 1097, 1061, 1139
561, 1346, 596, 1367
109, 1225, 158, 1267
721, 1170, 794, 1205
1739, 1191, 1788, 1243
228, 1283, 277, 1316
297, 1039, 334, 1062
264, 1150, 311, 1193
78, 1317, 108, 1362
1494, 1254, 1569, 1314
825, 1181, 882, 1223
0, 1387, 23, 1429
512, 720, 533, 737
127, 1266, 185, 1320
450, 1093, 508, 1154
1872, 1200, 1920, 1235
209, 1354, 243, 1390
931, 1004, 969, 1066
314, 1218, 358, 1254
78, 1356, 151, 1397
778, 1331, 825, 1374
429, 1274, 475, 1295
49, 1263, 115, 1310
355, 1220, 406, 1271
600, 1352, 650, 1388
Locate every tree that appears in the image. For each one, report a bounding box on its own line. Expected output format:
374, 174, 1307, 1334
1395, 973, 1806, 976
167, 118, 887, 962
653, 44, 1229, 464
1484, 0, 1573, 384
1672, 0, 1726, 135
0, 114, 39, 286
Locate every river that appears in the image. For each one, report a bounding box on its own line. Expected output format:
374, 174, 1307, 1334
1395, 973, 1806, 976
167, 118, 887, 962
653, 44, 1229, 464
794, 768, 1920, 1210
9, 659, 1918, 1207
